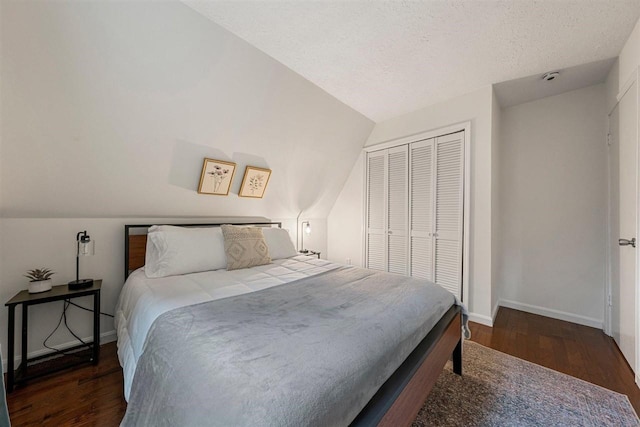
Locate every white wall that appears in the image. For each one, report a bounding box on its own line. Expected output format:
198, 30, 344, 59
327, 153, 364, 266
0, 1, 373, 364
1, 1, 373, 220
490, 90, 501, 321
498, 84, 607, 328
606, 59, 620, 114
328, 86, 495, 324
620, 17, 640, 92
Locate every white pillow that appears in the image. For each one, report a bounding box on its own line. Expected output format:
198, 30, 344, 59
144, 225, 227, 278
262, 227, 297, 260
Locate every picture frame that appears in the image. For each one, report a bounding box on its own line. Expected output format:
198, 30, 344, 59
197, 158, 237, 196
239, 166, 272, 198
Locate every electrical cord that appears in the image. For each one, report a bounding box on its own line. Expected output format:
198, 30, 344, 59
62, 301, 90, 348
42, 299, 114, 358
43, 300, 90, 358
42, 301, 68, 356
66, 300, 114, 318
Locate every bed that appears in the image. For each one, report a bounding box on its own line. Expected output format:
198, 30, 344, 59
115, 222, 464, 426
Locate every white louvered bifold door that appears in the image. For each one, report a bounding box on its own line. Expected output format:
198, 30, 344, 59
365, 149, 387, 271
386, 146, 409, 275
433, 131, 464, 298
365, 130, 464, 297
409, 139, 434, 280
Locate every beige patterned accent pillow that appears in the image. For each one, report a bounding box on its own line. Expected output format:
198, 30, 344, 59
221, 225, 271, 270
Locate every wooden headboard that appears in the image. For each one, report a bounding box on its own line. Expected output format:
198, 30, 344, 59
124, 222, 282, 280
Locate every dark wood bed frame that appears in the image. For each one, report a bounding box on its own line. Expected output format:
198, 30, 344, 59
124, 222, 462, 427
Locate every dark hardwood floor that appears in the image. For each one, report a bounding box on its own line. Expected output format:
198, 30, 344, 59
6, 343, 125, 426
5, 307, 640, 426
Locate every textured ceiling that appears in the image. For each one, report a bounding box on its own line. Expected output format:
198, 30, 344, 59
184, 1, 640, 122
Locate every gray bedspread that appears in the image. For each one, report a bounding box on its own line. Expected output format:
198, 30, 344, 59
121, 266, 456, 427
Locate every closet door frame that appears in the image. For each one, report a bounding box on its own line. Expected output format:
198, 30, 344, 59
362, 122, 471, 304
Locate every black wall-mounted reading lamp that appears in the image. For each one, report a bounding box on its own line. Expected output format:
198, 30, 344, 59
68, 230, 95, 290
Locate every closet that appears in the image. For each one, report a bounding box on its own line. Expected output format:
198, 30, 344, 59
365, 130, 465, 299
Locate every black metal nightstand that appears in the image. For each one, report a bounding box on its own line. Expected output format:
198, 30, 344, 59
5, 280, 101, 392
300, 250, 321, 259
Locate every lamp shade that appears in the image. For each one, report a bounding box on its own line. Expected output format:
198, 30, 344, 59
78, 236, 95, 256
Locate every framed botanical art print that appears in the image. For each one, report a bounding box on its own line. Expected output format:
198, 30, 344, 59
197, 158, 237, 196
239, 166, 272, 198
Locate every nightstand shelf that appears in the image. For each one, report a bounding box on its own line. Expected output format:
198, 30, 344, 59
5, 280, 101, 392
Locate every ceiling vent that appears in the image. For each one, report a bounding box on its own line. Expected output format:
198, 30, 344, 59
542, 71, 560, 82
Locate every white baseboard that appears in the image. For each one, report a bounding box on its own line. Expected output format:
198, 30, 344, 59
468, 312, 493, 327
491, 302, 500, 323
499, 299, 603, 329
3, 330, 117, 373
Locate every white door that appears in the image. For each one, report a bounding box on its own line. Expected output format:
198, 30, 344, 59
387, 146, 409, 275
365, 130, 465, 301
409, 139, 435, 280
434, 132, 465, 298
365, 150, 387, 271
617, 80, 637, 373
365, 147, 409, 274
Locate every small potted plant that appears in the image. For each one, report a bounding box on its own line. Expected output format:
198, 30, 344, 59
25, 268, 54, 293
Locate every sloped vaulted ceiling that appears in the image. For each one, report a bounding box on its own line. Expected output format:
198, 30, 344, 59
185, 0, 640, 122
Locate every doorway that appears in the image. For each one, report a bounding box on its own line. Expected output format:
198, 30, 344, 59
608, 78, 638, 376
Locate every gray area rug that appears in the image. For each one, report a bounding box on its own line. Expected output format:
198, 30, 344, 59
412, 341, 640, 426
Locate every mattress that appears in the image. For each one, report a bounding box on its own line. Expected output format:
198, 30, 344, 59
115, 255, 341, 400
